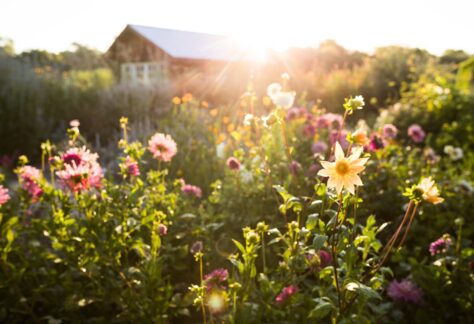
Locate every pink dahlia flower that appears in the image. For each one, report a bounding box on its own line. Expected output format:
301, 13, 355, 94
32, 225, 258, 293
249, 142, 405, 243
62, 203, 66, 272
148, 133, 177, 162
204, 268, 229, 292
18, 166, 43, 200
0, 185, 10, 206
382, 124, 398, 139
387, 279, 423, 304
124, 156, 140, 177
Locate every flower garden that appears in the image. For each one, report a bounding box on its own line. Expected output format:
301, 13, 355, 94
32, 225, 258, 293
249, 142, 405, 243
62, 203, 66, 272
0, 47, 474, 323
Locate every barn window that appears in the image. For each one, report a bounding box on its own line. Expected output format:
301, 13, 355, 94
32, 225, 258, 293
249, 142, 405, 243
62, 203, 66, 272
121, 62, 167, 84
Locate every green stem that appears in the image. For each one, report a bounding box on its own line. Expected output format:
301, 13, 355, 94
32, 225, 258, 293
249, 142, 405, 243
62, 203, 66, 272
199, 254, 207, 324
261, 232, 267, 273
331, 194, 343, 310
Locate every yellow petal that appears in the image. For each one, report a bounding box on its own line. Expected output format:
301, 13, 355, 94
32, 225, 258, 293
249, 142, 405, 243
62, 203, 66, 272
335, 177, 344, 194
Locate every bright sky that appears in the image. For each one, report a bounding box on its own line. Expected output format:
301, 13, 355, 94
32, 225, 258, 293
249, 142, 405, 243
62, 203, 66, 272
1, 0, 473, 55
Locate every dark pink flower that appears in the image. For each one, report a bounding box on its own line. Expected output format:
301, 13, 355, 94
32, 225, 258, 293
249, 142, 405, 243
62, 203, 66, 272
429, 235, 452, 256
124, 156, 140, 177
204, 268, 229, 291
387, 279, 423, 304
275, 285, 298, 305
182, 184, 202, 198
317, 113, 343, 129
408, 124, 426, 143
286, 107, 307, 121
226, 157, 241, 171
318, 250, 333, 268
302, 124, 316, 138
0, 185, 10, 206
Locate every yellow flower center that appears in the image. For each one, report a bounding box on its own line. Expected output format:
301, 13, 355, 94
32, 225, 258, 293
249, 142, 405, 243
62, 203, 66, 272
335, 160, 350, 175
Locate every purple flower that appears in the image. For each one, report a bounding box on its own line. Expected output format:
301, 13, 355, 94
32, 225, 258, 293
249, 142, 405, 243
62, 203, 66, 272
190, 241, 203, 254
275, 285, 298, 305
429, 235, 452, 256
317, 113, 343, 129
382, 124, 398, 139
182, 184, 202, 198
286, 107, 307, 121
302, 124, 316, 138
305, 163, 321, 177
226, 157, 241, 171
289, 160, 301, 176
329, 130, 349, 149
408, 124, 426, 143
387, 279, 423, 304
204, 268, 229, 291
312, 141, 328, 155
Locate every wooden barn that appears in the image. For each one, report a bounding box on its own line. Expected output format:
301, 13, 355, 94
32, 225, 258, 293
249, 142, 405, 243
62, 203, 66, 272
106, 24, 257, 93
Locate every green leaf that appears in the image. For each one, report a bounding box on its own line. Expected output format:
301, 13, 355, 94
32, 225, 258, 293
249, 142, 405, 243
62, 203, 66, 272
308, 300, 334, 319
6, 229, 14, 243
232, 239, 245, 254
312, 234, 327, 250
306, 213, 319, 231
345, 281, 381, 300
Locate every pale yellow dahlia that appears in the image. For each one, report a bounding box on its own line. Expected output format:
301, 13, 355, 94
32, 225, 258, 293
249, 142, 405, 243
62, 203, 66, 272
317, 142, 369, 194
417, 177, 444, 204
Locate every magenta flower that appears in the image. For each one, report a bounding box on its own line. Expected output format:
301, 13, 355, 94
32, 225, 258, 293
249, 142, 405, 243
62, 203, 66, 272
18, 166, 43, 201
124, 156, 140, 177
367, 133, 386, 152
387, 279, 423, 304
318, 250, 333, 268
275, 285, 298, 305
0, 185, 10, 206
148, 133, 177, 162
286, 107, 306, 121
302, 124, 316, 138
408, 124, 426, 143
429, 235, 452, 256
182, 184, 202, 198
382, 124, 398, 139
62, 146, 98, 167
317, 113, 343, 129
226, 157, 241, 171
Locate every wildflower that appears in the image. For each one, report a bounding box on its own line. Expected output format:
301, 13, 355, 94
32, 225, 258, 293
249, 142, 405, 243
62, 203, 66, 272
172, 96, 181, 105
351, 95, 365, 110
382, 124, 398, 139
429, 234, 452, 256
288, 160, 301, 176
148, 133, 177, 162
417, 177, 444, 204
226, 157, 241, 171
190, 241, 203, 254
305, 164, 320, 177
201, 101, 209, 108
286, 107, 306, 121
204, 268, 229, 291
407, 124, 426, 143
271, 91, 296, 109
318, 250, 333, 268
243, 114, 254, 126
182, 93, 193, 103
17, 166, 43, 200
262, 114, 277, 128
443, 145, 463, 161
182, 184, 202, 198
267, 83, 282, 98
0, 185, 10, 206
312, 141, 328, 155
275, 285, 298, 305
387, 279, 423, 304
424, 148, 440, 164
302, 124, 316, 138
317, 142, 369, 194
262, 96, 272, 106
62, 146, 98, 167
317, 113, 343, 129
158, 224, 168, 236
123, 156, 140, 177
352, 128, 369, 146
367, 133, 386, 151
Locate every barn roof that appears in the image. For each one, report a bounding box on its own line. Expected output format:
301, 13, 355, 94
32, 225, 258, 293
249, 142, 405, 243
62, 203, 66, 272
126, 24, 251, 61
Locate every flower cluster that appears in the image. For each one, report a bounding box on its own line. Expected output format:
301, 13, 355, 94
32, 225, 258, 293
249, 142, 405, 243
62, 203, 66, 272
204, 268, 229, 292
17, 166, 43, 200
0, 185, 10, 206
56, 146, 103, 193
429, 234, 452, 256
